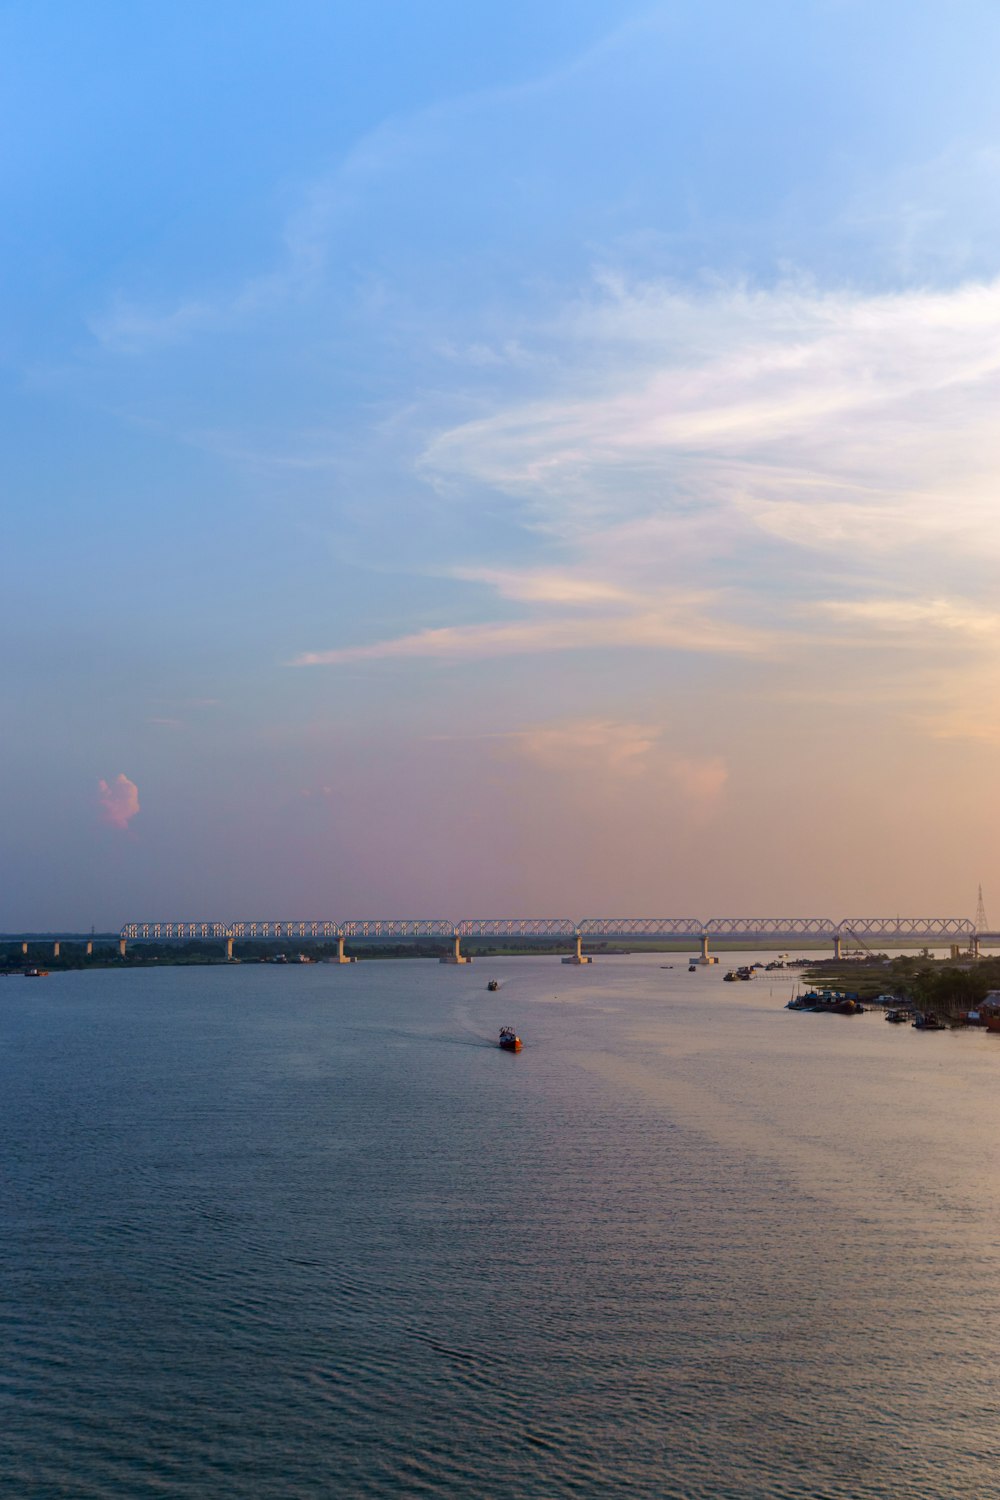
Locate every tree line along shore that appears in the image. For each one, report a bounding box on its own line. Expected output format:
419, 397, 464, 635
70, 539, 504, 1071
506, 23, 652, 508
802, 953, 1000, 1019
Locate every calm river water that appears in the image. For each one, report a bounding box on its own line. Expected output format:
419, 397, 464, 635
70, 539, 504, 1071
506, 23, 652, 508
2, 955, 999, 1498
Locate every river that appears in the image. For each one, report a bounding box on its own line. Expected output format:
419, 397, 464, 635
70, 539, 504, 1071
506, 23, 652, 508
2, 955, 998, 1497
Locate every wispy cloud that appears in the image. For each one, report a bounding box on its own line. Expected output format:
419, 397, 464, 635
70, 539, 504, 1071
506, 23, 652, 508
291, 591, 773, 667
420, 273, 1000, 570
503, 717, 662, 776
816, 597, 1000, 642
495, 717, 729, 813
87, 181, 331, 354
98, 773, 140, 830
450, 566, 633, 605
85, 12, 651, 361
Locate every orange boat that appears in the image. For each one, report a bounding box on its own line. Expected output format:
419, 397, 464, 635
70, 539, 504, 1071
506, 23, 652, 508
498, 1027, 522, 1052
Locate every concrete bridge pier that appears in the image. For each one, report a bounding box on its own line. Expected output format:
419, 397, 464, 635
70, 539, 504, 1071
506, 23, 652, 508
440, 933, 469, 964
119, 938, 127, 958
86, 941, 93, 956
562, 932, 592, 964
21, 941, 28, 956
695, 933, 718, 965
53, 941, 60, 959
333, 933, 355, 964
833, 933, 843, 960
225, 936, 234, 961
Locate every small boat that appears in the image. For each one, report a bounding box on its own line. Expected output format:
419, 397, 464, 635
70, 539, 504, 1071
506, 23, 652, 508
24, 969, 49, 978
885, 1008, 910, 1024
498, 1026, 522, 1052
912, 1012, 946, 1031
688, 964, 697, 972
487, 979, 499, 991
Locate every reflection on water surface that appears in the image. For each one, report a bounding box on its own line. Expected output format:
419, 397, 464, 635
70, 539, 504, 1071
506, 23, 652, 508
1, 955, 998, 1498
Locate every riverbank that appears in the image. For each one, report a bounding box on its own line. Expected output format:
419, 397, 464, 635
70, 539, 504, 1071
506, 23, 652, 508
803, 952, 1000, 1018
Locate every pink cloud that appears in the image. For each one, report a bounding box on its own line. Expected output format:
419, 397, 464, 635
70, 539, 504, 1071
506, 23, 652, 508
667, 754, 729, 815
98, 773, 140, 830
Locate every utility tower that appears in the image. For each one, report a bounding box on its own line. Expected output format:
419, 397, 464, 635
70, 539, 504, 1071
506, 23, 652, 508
975, 884, 989, 931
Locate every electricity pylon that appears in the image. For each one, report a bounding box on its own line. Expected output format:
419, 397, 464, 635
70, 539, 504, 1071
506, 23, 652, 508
975, 884, 989, 931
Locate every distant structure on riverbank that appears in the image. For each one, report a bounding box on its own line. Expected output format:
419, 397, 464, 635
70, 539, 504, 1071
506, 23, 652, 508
976, 885, 990, 932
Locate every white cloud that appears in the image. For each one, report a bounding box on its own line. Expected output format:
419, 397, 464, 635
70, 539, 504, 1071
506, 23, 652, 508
419, 273, 1000, 568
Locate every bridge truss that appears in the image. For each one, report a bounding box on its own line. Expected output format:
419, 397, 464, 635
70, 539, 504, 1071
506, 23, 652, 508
458, 918, 576, 938
121, 915, 981, 944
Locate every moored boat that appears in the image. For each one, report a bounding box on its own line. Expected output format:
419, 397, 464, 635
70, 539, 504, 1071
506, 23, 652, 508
498, 1026, 522, 1052
787, 990, 864, 1015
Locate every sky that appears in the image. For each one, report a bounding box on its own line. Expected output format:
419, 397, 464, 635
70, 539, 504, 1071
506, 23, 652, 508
5, 0, 1000, 928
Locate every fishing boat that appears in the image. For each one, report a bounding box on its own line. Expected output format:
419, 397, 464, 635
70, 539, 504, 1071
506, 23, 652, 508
487, 979, 499, 991
498, 1026, 522, 1052
912, 1012, 947, 1031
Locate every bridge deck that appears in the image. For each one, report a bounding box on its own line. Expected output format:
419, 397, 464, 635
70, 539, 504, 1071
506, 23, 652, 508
120, 916, 979, 942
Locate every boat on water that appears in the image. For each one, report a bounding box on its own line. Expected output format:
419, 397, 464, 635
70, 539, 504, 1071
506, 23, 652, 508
487, 979, 499, 991
913, 1013, 947, 1031
498, 1026, 522, 1052
24, 969, 49, 978
786, 990, 865, 1015
885, 1008, 910, 1024
688, 964, 697, 972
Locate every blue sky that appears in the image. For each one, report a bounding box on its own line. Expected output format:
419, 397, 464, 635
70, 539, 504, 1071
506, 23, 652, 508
6, 0, 1000, 926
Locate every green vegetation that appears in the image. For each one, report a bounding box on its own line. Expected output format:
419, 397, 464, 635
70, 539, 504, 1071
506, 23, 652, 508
805, 953, 1000, 1019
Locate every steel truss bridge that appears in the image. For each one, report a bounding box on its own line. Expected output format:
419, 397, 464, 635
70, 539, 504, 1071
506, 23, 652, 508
118, 915, 992, 961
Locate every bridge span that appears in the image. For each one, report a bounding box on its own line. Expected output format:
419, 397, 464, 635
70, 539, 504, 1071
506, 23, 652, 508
117, 915, 982, 964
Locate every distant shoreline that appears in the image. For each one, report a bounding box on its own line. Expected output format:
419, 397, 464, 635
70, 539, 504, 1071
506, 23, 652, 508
0, 936, 942, 973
